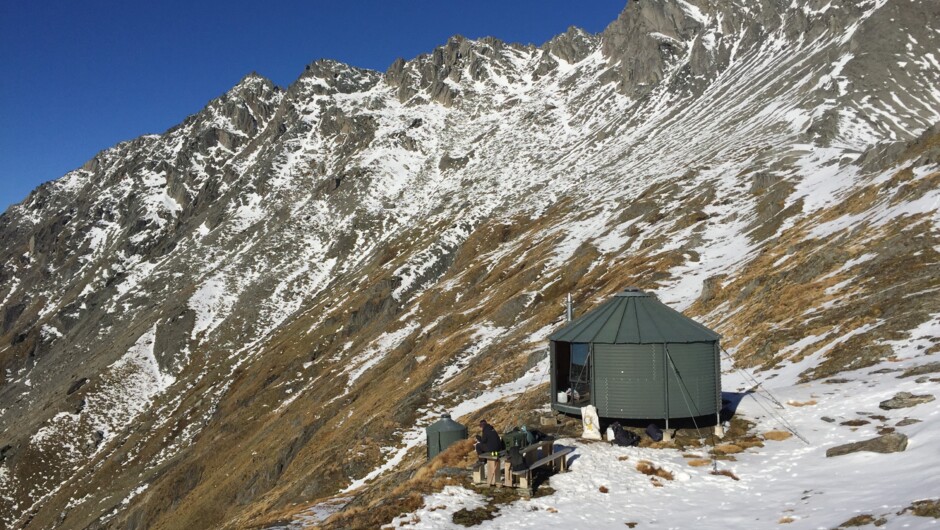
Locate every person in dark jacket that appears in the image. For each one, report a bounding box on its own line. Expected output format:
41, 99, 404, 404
475, 420, 502, 454
475, 420, 504, 486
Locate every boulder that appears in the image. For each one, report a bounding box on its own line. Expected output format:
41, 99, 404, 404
840, 419, 870, 427
826, 433, 908, 457
898, 498, 940, 518
879, 392, 935, 410
897, 361, 940, 378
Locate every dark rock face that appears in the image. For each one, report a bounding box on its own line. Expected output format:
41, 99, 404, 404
879, 392, 936, 410
439, 152, 474, 172
600, 0, 703, 97
826, 433, 909, 457
534, 27, 599, 79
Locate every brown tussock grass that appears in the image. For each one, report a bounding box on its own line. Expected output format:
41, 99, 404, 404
712, 443, 744, 455
787, 400, 817, 407
763, 431, 793, 441
636, 460, 674, 480
711, 469, 740, 481
599, 485, 609, 493
779, 516, 795, 524
687, 459, 712, 467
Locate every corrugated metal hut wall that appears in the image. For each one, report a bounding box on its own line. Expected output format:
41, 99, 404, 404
592, 341, 720, 419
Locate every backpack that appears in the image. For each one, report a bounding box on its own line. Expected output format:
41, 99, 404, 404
645, 423, 663, 442
611, 422, 640, 447
527, 428, 547, 443
508, 446, 527, 471
521, 426, 535, 446
501, 428, 528, 449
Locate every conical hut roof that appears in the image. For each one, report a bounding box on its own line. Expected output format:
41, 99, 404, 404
549, 289, 720, 344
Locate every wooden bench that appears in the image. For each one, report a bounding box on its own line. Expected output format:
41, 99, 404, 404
472, 438, 558, 486
520, 439, 554, 467
511, 446, 574, 493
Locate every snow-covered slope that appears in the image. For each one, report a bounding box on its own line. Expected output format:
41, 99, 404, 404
388, 345, 940, 529
0, 0, 938, 528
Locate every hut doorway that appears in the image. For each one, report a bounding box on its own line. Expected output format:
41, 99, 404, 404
553, 341, 591, 406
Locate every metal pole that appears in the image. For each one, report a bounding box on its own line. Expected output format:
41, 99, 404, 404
714, 343, 724, 437
663, 344, 670, 440
566, 293, 573, 322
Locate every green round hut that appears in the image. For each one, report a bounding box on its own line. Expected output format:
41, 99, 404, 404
549, 288, 721, 425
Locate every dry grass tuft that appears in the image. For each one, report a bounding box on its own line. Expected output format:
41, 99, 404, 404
787, 400, 817, 407
618, 455, 630, 461
711, 469, 740, 481
687, 459, 712, 467
438, 439, 477, 467
636, 460, 674, 480
453, 506, 497, 527
838, 514, 881, 527
712, 444, 744, 455
779, 516, 795, 524
599, 485, 609, 493
737, 438, 765, 449
763, 431, 793, 441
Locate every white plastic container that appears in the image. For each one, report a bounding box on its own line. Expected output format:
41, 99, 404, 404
557, 391, 569, 404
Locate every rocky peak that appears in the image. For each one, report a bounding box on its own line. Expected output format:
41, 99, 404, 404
600, 0, 716, 97
542, 26, 598, 65
196, 73, 282, 137
385, 34, 528, 106
532, 26, 599, 80
227, 72, 279, 99
295, 59, 382, 97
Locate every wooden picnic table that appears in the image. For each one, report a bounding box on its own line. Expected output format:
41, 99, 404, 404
472, 438, 570, 492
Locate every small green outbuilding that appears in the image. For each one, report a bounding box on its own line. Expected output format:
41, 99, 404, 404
549, 288, 721, 425
425, 413, 468, 460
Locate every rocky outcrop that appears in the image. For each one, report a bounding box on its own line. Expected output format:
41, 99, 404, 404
879, 392, 936, 410
898, 362, 940, 379
826, 433, 909, 457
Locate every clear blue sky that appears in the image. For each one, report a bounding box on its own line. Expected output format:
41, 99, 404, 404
0, 1, 626, 213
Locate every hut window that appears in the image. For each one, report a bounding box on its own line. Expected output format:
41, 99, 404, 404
571, 343, 589, 368
569, 343, 591, 402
